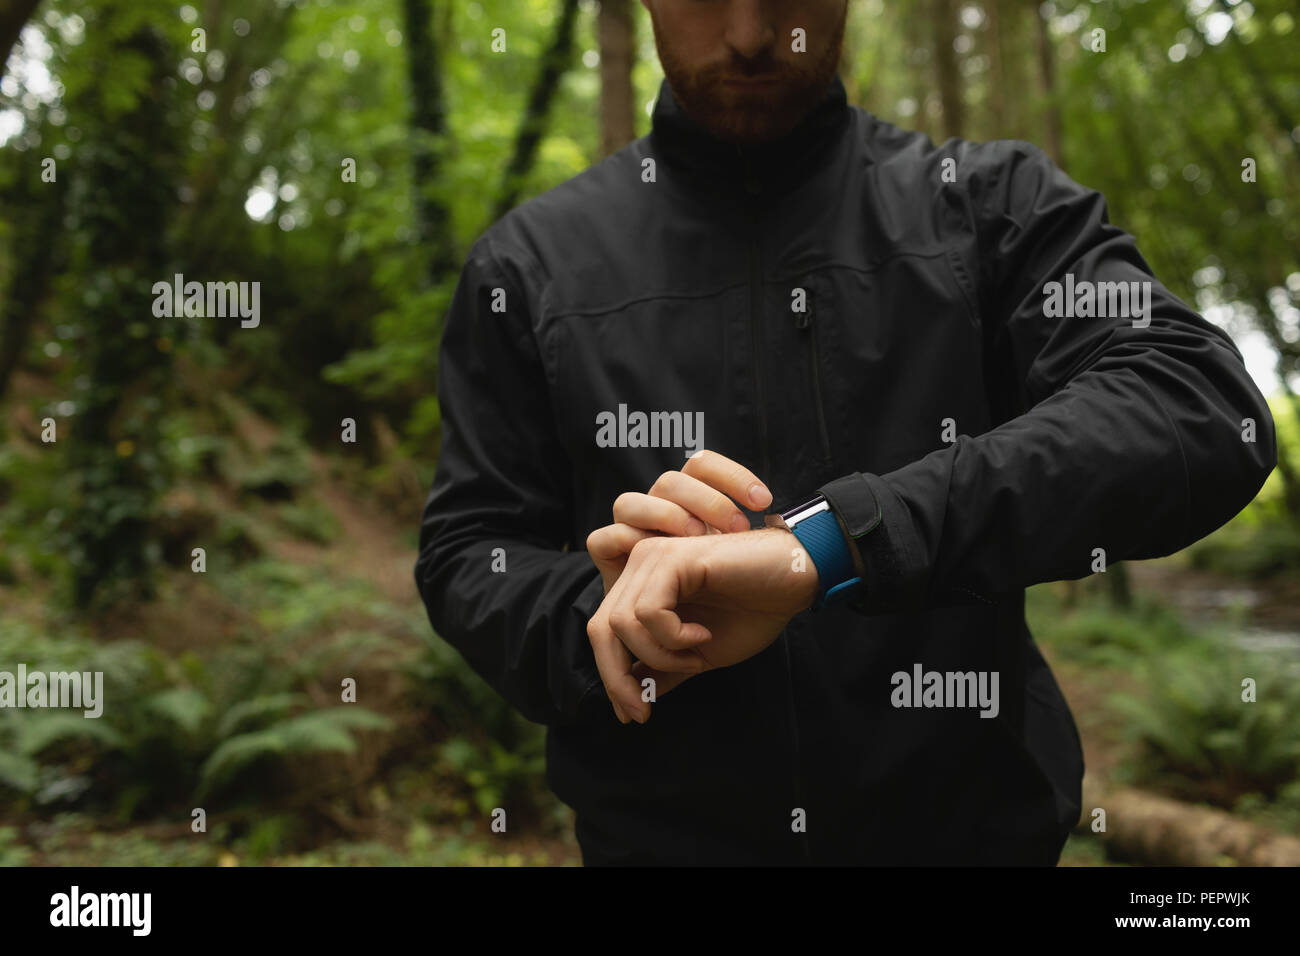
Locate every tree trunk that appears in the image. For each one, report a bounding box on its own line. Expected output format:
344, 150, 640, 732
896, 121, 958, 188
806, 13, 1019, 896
1106, 561, 1133, 609
67, 21, 181, 608
599, 0, 636, 156
985, 0, 1034, 142
0, 151, 66, 402
984, 0, 1005, 136
402, 0, 456, 284
903, 4, 934, 141
492, 0, 582, 223
1033, 0, 1065, 167
929, 0, 964, 140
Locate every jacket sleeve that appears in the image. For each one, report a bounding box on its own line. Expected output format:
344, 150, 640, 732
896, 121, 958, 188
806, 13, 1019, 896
414, 234, 605, 726
819, 142, 1277, 613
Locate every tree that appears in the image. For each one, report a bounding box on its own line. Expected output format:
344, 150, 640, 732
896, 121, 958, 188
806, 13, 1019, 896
491, 0, 582, 223
599, 0, 636, 156
403, 0, 456, 285
61, 7, 182, 608
0, 146, 66, 402
1032, 1, 1064, 166
930, 0, 964, 139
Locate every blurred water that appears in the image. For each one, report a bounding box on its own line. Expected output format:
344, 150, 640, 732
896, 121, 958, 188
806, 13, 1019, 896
1158, 583, 1300, 676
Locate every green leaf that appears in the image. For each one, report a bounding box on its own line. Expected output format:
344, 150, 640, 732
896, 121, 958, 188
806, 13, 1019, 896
143, 687, 212, 737
0, 751, 40, 793
15, 712, 127, 756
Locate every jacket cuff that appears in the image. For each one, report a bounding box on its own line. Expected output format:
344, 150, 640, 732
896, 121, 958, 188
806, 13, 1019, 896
817, 472, 927, 612
566, 570, 607, 722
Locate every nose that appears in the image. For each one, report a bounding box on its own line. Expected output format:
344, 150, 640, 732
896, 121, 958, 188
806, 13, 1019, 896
724, 0, 777, 62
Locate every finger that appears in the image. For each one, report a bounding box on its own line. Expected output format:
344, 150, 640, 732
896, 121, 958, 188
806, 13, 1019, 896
607, 547, 710, 678
612, 492, 707, 537
683, 449, 772, 511
648, 470, 751, 533
587, 523, 659, 594
634, 545, 709, 652
631, 661, 697, 701
587, 523, 658, 564
638, 596, 712, 652
593, 551, 666, 722
587, 602, 642, 724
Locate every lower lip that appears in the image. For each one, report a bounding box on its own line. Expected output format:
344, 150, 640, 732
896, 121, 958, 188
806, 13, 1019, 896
724, 77, 780, 87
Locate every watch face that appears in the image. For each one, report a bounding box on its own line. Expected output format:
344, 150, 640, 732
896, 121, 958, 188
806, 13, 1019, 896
780, 496, 831, 528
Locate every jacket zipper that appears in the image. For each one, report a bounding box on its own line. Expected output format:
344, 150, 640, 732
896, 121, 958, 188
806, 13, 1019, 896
740, 148, 771, 484
741, 151, 811, 863
745, 226, 770, 483
795, 293, 832, 468
782, 630, 812, 863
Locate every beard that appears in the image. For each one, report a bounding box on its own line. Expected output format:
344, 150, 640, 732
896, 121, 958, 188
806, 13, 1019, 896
649, 7, 847, 145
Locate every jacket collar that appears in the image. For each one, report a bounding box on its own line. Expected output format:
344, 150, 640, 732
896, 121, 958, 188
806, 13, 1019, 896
649, 73, 851, 194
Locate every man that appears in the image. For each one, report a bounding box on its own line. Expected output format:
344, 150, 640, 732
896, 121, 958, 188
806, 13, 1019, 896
415, 0, 1275, 865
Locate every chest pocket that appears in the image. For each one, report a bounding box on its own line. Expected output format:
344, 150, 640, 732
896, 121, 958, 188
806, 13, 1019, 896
541, 288, 753, 481
789, 253, 992, 480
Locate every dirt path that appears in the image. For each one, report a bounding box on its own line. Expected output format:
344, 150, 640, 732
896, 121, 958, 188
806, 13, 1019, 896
274, 472, 421, 607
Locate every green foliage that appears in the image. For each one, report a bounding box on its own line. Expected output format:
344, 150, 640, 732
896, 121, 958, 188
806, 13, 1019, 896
7, 814, 221, 867
223, 434, 316, 501
0, 827, 34, 866
0, 751, 40, 795
437, 732, 546, 819
1108, 645, 1300, 805
1058, 832, 1110, 867
2, 0, 1296, 864
1235, 779, 1300, 834
1028, 588, 1190, 667
199, 707, 393, 797
276, 497, 342, 544
1185, 397, 1300, 576
0, 444, 72, 585
0, 606, 395, 815
1187, 518, 1300, 579
1032, 585, 1300, 807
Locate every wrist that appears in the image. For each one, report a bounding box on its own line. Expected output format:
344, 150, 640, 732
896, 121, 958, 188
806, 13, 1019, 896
768, 527, 821, 610
765, 495, 863, 610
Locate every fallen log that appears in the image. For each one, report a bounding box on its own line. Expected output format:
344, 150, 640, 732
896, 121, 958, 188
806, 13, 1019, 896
1079, 775, 1300, 866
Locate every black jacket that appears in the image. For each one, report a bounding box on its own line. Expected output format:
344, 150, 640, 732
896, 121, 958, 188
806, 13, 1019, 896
415, 76, 1276, 864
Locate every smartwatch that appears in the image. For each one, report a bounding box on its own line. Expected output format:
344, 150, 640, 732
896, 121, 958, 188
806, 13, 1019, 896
764, 495, 864, 609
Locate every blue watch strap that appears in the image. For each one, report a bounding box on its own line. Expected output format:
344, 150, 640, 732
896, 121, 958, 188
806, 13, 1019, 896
789, 509, 862, 608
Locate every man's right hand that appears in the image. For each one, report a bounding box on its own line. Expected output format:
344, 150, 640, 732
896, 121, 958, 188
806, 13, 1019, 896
585, 449, 773, 596
584, 450, 773, 723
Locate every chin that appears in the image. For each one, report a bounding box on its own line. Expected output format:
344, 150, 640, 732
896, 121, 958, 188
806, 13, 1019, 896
697, 106, 802, 145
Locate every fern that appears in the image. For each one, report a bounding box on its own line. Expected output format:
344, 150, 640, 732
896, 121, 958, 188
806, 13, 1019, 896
198, 707, 392, 796
214, 692, 307, 738
1111, 645, 1300, 801
141, 687, 212, 737
15, 712, 128, 756
0, 751, 39, 794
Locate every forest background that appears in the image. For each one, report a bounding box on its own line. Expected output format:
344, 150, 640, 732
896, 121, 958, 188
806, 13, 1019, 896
1, 0, 1299, 865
